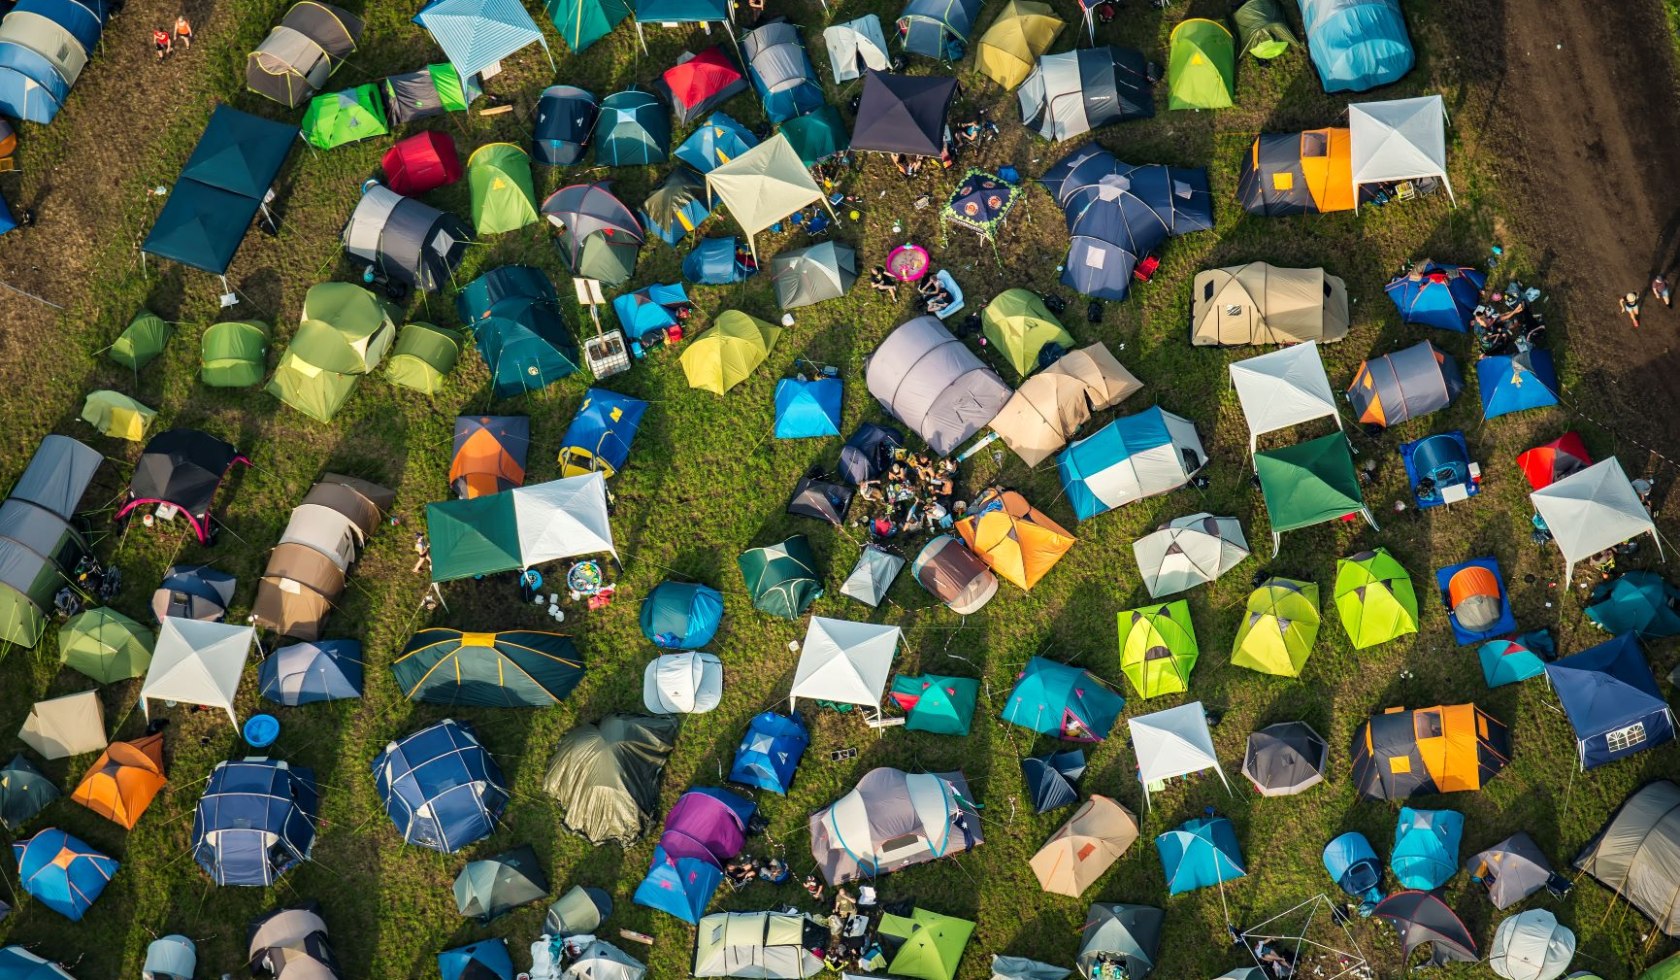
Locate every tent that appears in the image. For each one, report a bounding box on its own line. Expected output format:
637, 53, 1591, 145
302, 84, 387, 149
415, 0, 551, 80
635, 788, 755, 921
1001, 656, 1123, 741
1391, 806, 1462, 890
1021, 749, 1084, 812
70, 731, 165, 829
594, 89, 670, 166
789, 617, 900, 718
1351, 703, 1510, 799
543, 714, 679, 844
246, 2, 363, 107
0, 754, 58, 830
386, 322, 462, 393
839, 422, 905, 484
635, 844, 723, 925
1334, 549, 1418, 649
1347, 340, 1462, 428
440, 941, 515, 980
342, 182, 468, 292
693, 911, 826, 978
1370, 891, 1477, 967
840, 545, 906, 606
682, 311, 781, 394
659, 46, 746, 126
1127, 702, 1231, 808
151, 565, 236, 623
461, 285, 580, 399
1574, 780, 1680, 936
1133, 513, 1249, 598
808, 768, 981, 883
1254, 432, 1373, 549
1031, 795, 1137, 897
1231, 577, 1319, 676
898, 0, 982, 59
611, 283, 690, 340
109, 309, 173, 372
201, 320, 270, 387
1242, 721, 1327, 796
251, 474, 393, 641
1468, 832, 1557, 910
259, 639, 363, 705
1193, 265, 1350, 346
1400, 431, 1478, 508
1078, 904, 1163, 979
456, 844, 549, 921
1324, 832, 1384, 905
1489, 909, 1575, 980
190, 758, 318, 885
643, 650, 724, 713
377, 120, 463, 189
1237, 128, 1357, 215
1157, 816, 1244, 894
1437, 557, 1515, 643
867, 316, 1011, 456
141, 618, 256, 725
991, 343, 1141, 468
684, 235, 756, 284
852, 70, 957, 157
1479, 632, 1554, 688
393, 628, 584, 707
773, 241, 858, 310
1588, 572, 1680, 638
774, 376, 843, 437
630, 0, 732, 49
889, 674, 978, 734
1531, 458, 1663, 586
1056, 406, 1206, 520
533, 84, 597, 164
0, 434, 99, 648
1349, 95, 1454, 205
509, 473, 617, 566
1518, 432, 1591, 490
779, 104, 849, 165
706, 134, 832, 261
1299, 0, 1413, 93
1234, 0, 1296, 58
1385, 261, 1485, 331
1117, 600, 1198, 698
642, 168, 712, 245
372, 718, 507, 853
728, 710, 809, 795
741, 21, 824, 123
14, 829, 115, 920
546, 0, 627, 51
1546, 633, 1675, 769
247, 906, 340, 979
468, 143, 539, 234
269, 282, 398, 413
1479, 350, 1561, 418
0, 0, 98, 125
383, 63, 475, 125
144, 936, 198, 980
912, 534, 999, 614
541, 182, 645, 286
426, 496, 522, 582
451, 416, 529, 498
943, 168, 1023, 243
879, 908, 975, 980
992, 957, 1069, 980
640, 580, 724, 649
955, 489, 1075, 590
977, 1, 1064, 90
982, 289, 1074, 377
825, 15, 889, 83
59, 608, 152, 682
547, 884, 614, 936
1167, 19, 1234, 110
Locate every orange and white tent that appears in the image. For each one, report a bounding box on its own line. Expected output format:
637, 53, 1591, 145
955, 489, 1075, 590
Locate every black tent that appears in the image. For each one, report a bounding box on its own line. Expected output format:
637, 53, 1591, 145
1021, 749, 1084, 813
838, 422, 904, 485
850, 70, 958, 156
1370, 891, 1478, 967
118, 430, 246, 543
534, 85, 598, 166
342, 183, 470, 292
787, 476, 854, 525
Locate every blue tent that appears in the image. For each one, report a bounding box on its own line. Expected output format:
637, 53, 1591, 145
683, 236, 755, 284
613, 283, 689, 334
674, 112, 758, 173
440, 940, 514, 980
1021, 750, 1085, 813
1391, 807, 1462, 891
1056, 406, 1203, 521
1435, 557, 1515, 645
415, 0, 552, 79
898, 0, 983, 59
0, 946, 75, 980
1000, 656, 1125, 741
191, 759, 319, 886
1587, 572, 1680, 638
774, 377, 843, 439
728, 710, 809, 794
1546, 633, 1676, 769
1043, 149, 1213, 300
1399, 431, 1478, 509
14, 828, 116, 920
1323, 831, 1383, 905
17, 0, 106, 55
0, 42, 68, 124
741, 22, 824, 123
0, 192, 14, 237
560, 387, 649, 478
1384, 262, 1483, 331
1478, 350, 1560, 419
371, 719, 508, 853
259, 639, 364, 705
594, 89, 670, 166
1478, 631, 1554, 688
641, 580, 724, 649
1297, 0, 1414, 93
1157, 817, 1245, 894
533, 85, 598, 165
634, 844, 723, 923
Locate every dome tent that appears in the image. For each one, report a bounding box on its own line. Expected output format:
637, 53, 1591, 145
975, 1, 1063, 90
1242, 721, 1328, 796
191, 758, 318, 885
58, 607, 153, 682
1116, 600, 1198, 699
70, 731, 166, 830
1489, 909, 1574, 980
392, 628, 584, 708
981, 289, 1075, 377
1167, 18, 1234, 110
809, 768, 982, 884
371, 719, 506, 853
1231, 577, 1319, 676
640, 580, 724, 649
454, 844, 549, 921
0, 754, 59, 830
990, 343, 1142, 468
728, 710, 809, 795
642, 651, 724, 713
738, 535, 822, 619
544, 714, 679, 845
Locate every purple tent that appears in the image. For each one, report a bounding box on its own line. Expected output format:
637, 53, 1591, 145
659, 787, 755, 863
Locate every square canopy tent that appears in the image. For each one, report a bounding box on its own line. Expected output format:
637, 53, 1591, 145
1254, 431, 1375, 553
141, 618, 257, 726
705, 133, 834, 261
1127, 701, 1231, 809
631, 0, 730, 51
1228, 341, 1342, 455
1349, 95, 1454, 207
509, 473, 617, 566
1531, 457, 1664, 586
415, 0, 552, 80
789, 617, 902, 720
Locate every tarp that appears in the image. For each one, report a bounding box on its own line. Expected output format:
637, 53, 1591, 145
1193, 264, 1350, 346
415, 0, 550, 78
706, 134, 831, 260
1056, 406, 1206, 520
543, 714, 679, 844
867, 316, 1011, 456
1001, 656, 1123, 742
1237, 128, 1356, 215
1031, 795, 1136, 896
1349, 95, 1453, 204
1298, 0, 1413, 92
372, 719, 506, 853
976, 0, 1063, 89
1127, 701, 1230, 808
1351, 703, 1510, 799
1437, 557, 1515, 643
1574, 780, 1680, 937
1546, 633, 1675, 769
141, 618, 256, 725
790, 617, 901, 717
1531, 458, 1662, 586
809, 768, 981, 883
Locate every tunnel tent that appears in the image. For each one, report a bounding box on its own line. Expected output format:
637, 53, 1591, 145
693, 910, 826, 978
342, 182, 469, 293
990, 343, 1142, 468
824, 14, 889, 83
1237, 128, 1356, 216
1349, 95, 1454, 206
1167, 19, 1234, 110
246, 1, 362, 108
975, 1, 1064, 90
1055, 406, 1206, 521
1298, 0, 1413, 93
1233, 0, 1296, 59
201, 320, 271, 387
109, 309, 173, 372
1346, 340, 1462, 429
1228, 341, 1341, 453
866, 316, 1011, 456
80, 390, 157, 442
1192, 263, 1350, 346
1017, 46, 1155, 143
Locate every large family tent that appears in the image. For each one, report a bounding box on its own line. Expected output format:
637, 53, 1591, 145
541, 182, 645, 286
867, 316, 1011, 456
456, 845, 549, 921
258, 638, 363, 704
729, 711, 809, 795
1531, 458, 1663, 586
1229, 342, 1341, 454
788, 617, 901, 719
1385, 261, 1484, 331
1298, 0, 1412, 92
533, 85, 597, 164
809, 768, 981, 884
1193, 265, 1350, 346
372, 719, 507, 853
913, 533, 999, 613
385, 322, 461, 393
267, 282, 398, 422
1467, 832, 1557, 910
301, 84, 387, 150
201, 320, 271, 387
1056, 406, 1206, 521
415, 0, 552, 80
1254, 432, 1373, 549
468, 143, 539, 234
13, 828, 116, 920
706, 134, 833, 261
545, 0, 627, 52
1021, 749, 1085, 813
1349, 96, 1454, 205
594, 88, 670, 166
1167, 19, 1234, 110
1132, 513, 1249, 597
1231, 577, 1320, 676
457, 265, 579, 397
190, 758, 318, 885
0, 434, 99, 647
681, 311, 781, 394
451, 415, 529, 499
392, 628, 584, 707
560, 389, 647, 479
741, 22, 824, 123
81, 390, 156, 441
1347, 340, 1462, 428
109, 309, 174, 373
0, 754, 59, 830
1157, 816, 1245, 894
1519, 431, 1591, 490
774, 376, 842, 438
955, 489, 1075, 590
1079, 904, 1163, 979
1334, 548, 1417, 649
0, 0, 109, 123
543, 713, 679, 845
1479, 349, 1561, 419
1242, 721, 1328, 795
1237, 128, 1356, 215
889, 674, 979, 735
1546, 633, 1675, 769
383, 63, 476, 126
19, 690, 104, 759
143, 106, 298, 276
976, 1, 1063, 90
852, 70, 958, 157
1371, 891, 1477, 967
840, 545, 905, 607
825, 14, 889, 83
879, 908, 976, 980
1128, 702, 1230, 808
659, 46, 745, 125
674, 112, 756, 173
140, 618, 257, 725
773, 241, 857, 310
642, 169, 710, 244
1351, 703, 1510, 799
643, 650, 724, 713
692, 911, 826, 978
70, 731, 165, 829
991, 343, 1142, 468
1489, 909, 1575, 980
1235, 0, 1297, 58
738, 535, 822, 618
1574, 780, 1680, 936
1117, 600, 1198, 698
640, 580, 723, 650
1031, 795, 1137, 897
1001, 657, 1123, 742
898, 0, 981, 59
1588, 572, 1680, 638
981, 290, 1074, 377
342, 183, 468, 293
1390, 806, 1462, 890
59, 608, 151, 683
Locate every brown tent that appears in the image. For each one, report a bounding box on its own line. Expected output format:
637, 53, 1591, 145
252, 476, 389, 640
1030, 794, 1138, 897
302, 481, 379, 538
991, 344, 1142, 467
911, 535, 998, 614
1190, 263, 1350, 347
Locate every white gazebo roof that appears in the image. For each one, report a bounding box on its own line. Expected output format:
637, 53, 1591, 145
1531, 457, 1662, 585
142, 617, 257, 725
1229, 341, 1341, 454
1127, 701, 1230, 808
789, 617, 902, 716
1350, 95, 1454, 204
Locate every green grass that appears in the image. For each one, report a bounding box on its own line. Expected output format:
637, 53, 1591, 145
0, 0, 1675, 977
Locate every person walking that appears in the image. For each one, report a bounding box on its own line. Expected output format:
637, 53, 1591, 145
1654, 275, 1672, 308
173, 15, 192, 49
1621, 291, 1642, 329
152, 26, 172, 59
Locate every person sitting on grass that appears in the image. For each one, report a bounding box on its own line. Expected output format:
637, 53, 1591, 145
725, 857, 757, 886
869, 265, 899, 300
759, 856, 790, 884
803, 874, 825, 903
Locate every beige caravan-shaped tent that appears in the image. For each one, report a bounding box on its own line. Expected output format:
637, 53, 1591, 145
1191, 262, 1349, 346
990, 344, 1142, 467
694, 910, 826, 978
19, 689, 105, 759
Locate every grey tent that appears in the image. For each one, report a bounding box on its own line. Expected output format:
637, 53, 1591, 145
152, 564, 236, 622
384, 64, 475, 125
563, 941, 646, 980
898, 0, 983, 59
455, 843, 550, 921
840, 545, 905, 606
546, 884, 613, 936
992, 956, 1070, 980
541, 182, 645, 286
824, 15, 890, 83
1488, 910, 1574, 980
543, 714, 680, 845
1018, 46, 1154, 142
1575, 780, 1680, 936
247, 1, 363, 108
0, 435, 100, 649
1241, 721, 1328, 796
866, 316, 1011, 455
0, 754, 58, 830
143, 936, 197, 980
772, 241, 858, 309
851, 70, 959, 156
809, 767, 982, 884
740, 21, 824, 123
1468, 832, 1557, 910
1078, 903, 1163, 979
787, 477, 854, 525
343, 183, 470, 293
1371, 891, 1478, 966
1346, 340, 1463, 429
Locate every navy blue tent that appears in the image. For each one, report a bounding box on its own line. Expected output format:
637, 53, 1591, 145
371, 719, 508, 853
838, 422, 904, 485
897, 0, 982, 59
682, 236, 754, 284
533, 85, 597, 165
633, 844, 722, 923
1043, 147, 1213, 300
1384, 262, 1485, 332
640, 580, 724, 649
1323, 831, 1384, 905
1478, 350, 1560, 419
1546, 633, 1676, 769
728, 710, 809, 794
191, 759, 319, 886
439, 940, 514, 980
0, 192, 16, 237
1021, 749, 1085, 813
258, 639, 364, 705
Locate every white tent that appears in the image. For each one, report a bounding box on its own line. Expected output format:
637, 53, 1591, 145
823, 15, 889, 83
1132, 514, 1250, 597
18, 689, 105, 759
839, 545, 905, 607
642, 651, 724, 714
1228, 342, 1342, 455
1489, 910, 1575, 980
1127, 701, 1231, 809
511, 473, 617, 565
789, 617, 901, 719
560, 940, 646, 980
706, 134, 836, 262
990, 956, 1070, 980
1349, 95, 1455, 207
141, 617, 257, 725
694, 911, 825, 979
1530, 458, 1663, 586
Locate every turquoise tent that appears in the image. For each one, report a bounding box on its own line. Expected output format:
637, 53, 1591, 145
889, 674, 978, 734
1587, 572, 1680, 638
1391, 807, 1462, 891
773, 377, 842, 439
1297, 0, 1413, 93
1000, 657, 1124, 742
545, 0, 629, 51
1477, 631, 1554, 688
594, 89, 670, 166
1156, 816, 1244, 894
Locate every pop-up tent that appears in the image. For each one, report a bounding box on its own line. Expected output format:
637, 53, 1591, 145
682, 311, 781, 394
1400, 431, 1478, 509
1371, 891, 1478, 968
729, 711, 809, 795
247, 3, 363, 108
674, 112, 757, 173
741, 21, 824, 123
1519, 432, 1591, 490
468, 143, 539, 234
1056, 406, 1206, 520
1117, 600, 1198, 698
1489, 909, 1575, 980
259, 638, 363, 704
1335, 548, 1418, 649
643, 650, 724, 713
191, 758, 318, 885
1574, 780, 1680, 937
976, 1, 1063, 90
1351, 703, 1510, 799
1132, 513, 1249, 597
879, 907, 975, 980
393, 628, 584, 707
1021, 749, 1084, 813
641, 580, 724, 649
1237, 128, 1356, 215
1128, 702, 1230, 808
912, 534, 999, 614
1001, 656, 1123, 742
1229, 341, 1342, 453
1391, 806, 1462, 890
1243, 721, 1328, 796
705, 134, 833, 261
1298, 0, 1412, 92
1079, 904, 1162, 979
301, 84, 388, 149
144, 935, 198, 980
1255, 431, 1375, 551
594, 88, 670, 166
1546, 633, 1675, 769
991, 343, 1142, 468
867, 316, 1011, 456
659, 45, 745, 125
14, 828, 117, 920
898, 0, 982, 59
1479, 350, 1561, 419
825, 14, 889, 82
541, 182, 645, 286
533, 84, 597, 164
955, 489, 1075, 590
415, 0, 552, 79
1157, 815, 1244, 893
1385, 261, 1484, 331
1231, 577, 1319, 676
141, 618, 256, 725
386, 322, 461, 393
789, 617, 901, 719
981, 289, 1074, 377
342, 182, 468, 293
1167, 19, 1234, 110
738, 535, 822, 618
59, 608, 153, 683
1347, 340, 1463, 428
545, 714, 680, 845
1193, 265, 1350, 347
1032, 795, 1137, 897
809, 768, 981, 883
372, 719, 507, 853
840, 545, 906, 607
773, 241, 857, 310
1531, 458, 1663, 586
851, 69, 958, 157
201, 320, 271, 387
1349, 95, 1453, 205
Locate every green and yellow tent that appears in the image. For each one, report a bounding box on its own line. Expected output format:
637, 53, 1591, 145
975, 0, 1064, 90
1168, 18, 1235, 110
302, 83, 388, 149
268, 283, 398, 421
880, 908, 975, 980
391, 627, 584, 707
427, 494, 523, 583
1231, 577, 1319, 676
468, 143, 539, 235
59, 608, 154, 683
1118, 600, 1198, 698
981, 288, 1075, 377
80, 390, 157, 442
1334, 549, 1418, 649
201, 320, 271, 387
109, 309, 172, 372
386, 322, 461, 394
680, 311, 781, 394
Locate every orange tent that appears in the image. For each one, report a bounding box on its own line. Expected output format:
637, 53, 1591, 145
70, 731, 167, 829
448, 415, 530, 499
955, 489, 1075, 590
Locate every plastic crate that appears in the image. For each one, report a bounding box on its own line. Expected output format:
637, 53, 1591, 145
584, 330, 631, 379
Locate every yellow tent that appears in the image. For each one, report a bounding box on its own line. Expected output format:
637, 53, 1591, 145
1030, 794, 1138, 896
680, 311, 782, 394
976, 0, 1064, 89
955, 489, 1075, 590
80, 390, 158, 442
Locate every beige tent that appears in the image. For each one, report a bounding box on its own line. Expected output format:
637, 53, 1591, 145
1190, 263, 1349, 347
19, 690, 106, 759
1030, 794, 1138, 897
706, 134, 836, 261
991, 344, 1142, 467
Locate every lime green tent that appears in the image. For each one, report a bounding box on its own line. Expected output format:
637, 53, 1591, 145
302, 83, 389, 149
468, 143, 540, 235
890, 674, 979, 735
267, 359, 358, 422
1642, 954, 1680, 980
1231, 577, 1319, 676
1334, 548, 1418, 649
109, 309, 172, 372
880, 908, 975, 980
1168, 18, 1235, 110
268, 283, 397, 422
1254, 432, 1374, 554
680, 311, 782, 394
982, 289, 1075, 377
201, 320, 271, 387
80, 390, 157, 442
1118, 599, 1198, 698
59, 608, 154, 683
386, 322, 461, 394
427, 494, 523, 583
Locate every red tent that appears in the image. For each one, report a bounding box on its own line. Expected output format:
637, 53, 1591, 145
382, 131, 462, 197
1516, 431, 1591, 490
658, 46, 747, 125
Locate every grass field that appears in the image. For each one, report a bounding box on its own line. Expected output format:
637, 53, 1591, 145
0, 0, 1676, 977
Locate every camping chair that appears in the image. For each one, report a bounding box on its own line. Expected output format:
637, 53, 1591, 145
806, 209, 832, 237
932, 270, 964, 320
1133, 254, 1161, 282
1543, 873, 1573, 899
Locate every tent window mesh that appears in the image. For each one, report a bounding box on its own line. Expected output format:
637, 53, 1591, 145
1300, 131, 1328, 157
1607, 723, 1647, 753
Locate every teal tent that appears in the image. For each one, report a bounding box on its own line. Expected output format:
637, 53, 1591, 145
738, 535, 822, 619
594, 89, 670, 166
427, 494, 522, 582
1000, 656, 1124, 742
779, 105, 849, 165
1586, 572, 1680, 638
890, 674, 978, 734
393, 628, 585, 707
546, 0, 629, 51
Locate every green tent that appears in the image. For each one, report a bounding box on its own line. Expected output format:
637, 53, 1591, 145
879, 908, 975, 980
267, 359, 358, 422
80, 390, 157, 442
1168, 18, 1235, 110
386, 322, 461, 394
891, 674, 979, 735
1231, 577, 1319, 677
0, 518, 85, 649
1334, 549, 1418, 649
427, 494, 523, 582
392, 627, 584, 707
58, 608, 154, 683
981, 289, 1075, 377
0, 754, 60, 830
1643, 954, 1680, 980
469, 143, 540, 235
779, 105, 848, 166
454, 844, 551, 921
109, 309, 172, 372
1254, 432, 1371, 553
268, 283, 398, 422
1117, 599, 1198, 698
1232, 0, 1297, 59
302, 83, 389, 149
201, 320, 271, 387
545, 0, 629, 52
738, 535, 822, 619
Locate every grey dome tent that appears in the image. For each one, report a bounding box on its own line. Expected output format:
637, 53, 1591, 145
840, 545, 905, 606
542, 182, 645, 287
898, 0, 982, 60
741, 20, 824, 123
1468, 832, 1557, 910
1018, 46, 1154, 143
1575, 780, 1680, 936
1079, 903, 1163, 979
0, 753, 58, 830
808, 767, 982, 884
454, 843, 550, 921
547, 884, 613, 936
851, 70, 959, 157
1241, 721, 1327, 796
866, 316, 1011, 455
342, 183, 469, 293
824, 14, 889, 83
772, 241, 857, 309
247, 1, 363, 108
543, 714, 679, 845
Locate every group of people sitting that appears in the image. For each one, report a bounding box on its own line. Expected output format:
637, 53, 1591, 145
857, 454, 962, 541
817, 885, 885, 973
865, 265, 956, 316
1471, 282, 1545, 356
723, 854, 794, 888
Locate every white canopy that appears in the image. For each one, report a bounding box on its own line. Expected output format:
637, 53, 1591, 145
1127, 701, 1230, 808
19, 689, 106, 759
789, 617, 901, 718
1349, 95, 1455, 206
706, 134, 835, 261
823, 15, 889, 83
1132, 514, 1250, 597
142, 617, 257, 725
1228, 341, 1341, 455
1530, 457, 1663, 586
1489, 909, 1575, 980
642, 651, 724, 714
511, 473, 617, 565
